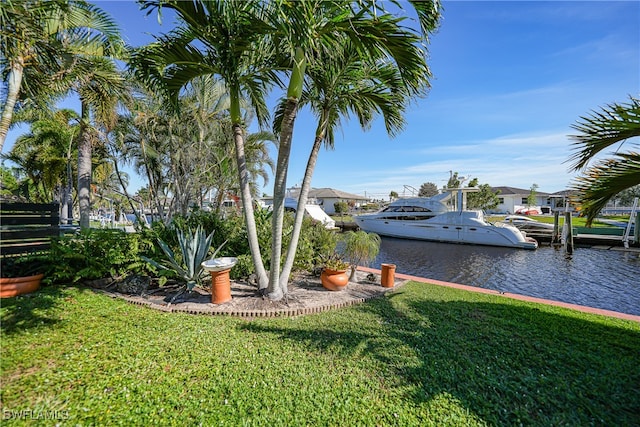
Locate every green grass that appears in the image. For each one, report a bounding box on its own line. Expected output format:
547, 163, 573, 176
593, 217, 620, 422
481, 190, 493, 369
331, 214, 354, 223
2, 283, 639, 426
488, 215, 632, 228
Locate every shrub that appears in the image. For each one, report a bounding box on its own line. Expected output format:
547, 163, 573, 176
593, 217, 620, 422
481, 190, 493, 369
230, 254, 254, 280
341, 231, 381, 280
334, 201, 349, 215
48, 229, 152, 284
0, 254, 52, 279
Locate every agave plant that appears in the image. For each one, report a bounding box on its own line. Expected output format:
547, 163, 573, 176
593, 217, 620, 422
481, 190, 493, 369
143, 226, 225, 299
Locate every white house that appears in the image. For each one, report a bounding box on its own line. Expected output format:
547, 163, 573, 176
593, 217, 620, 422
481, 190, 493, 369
488, 187, 577, 214
304, 188, 370, 214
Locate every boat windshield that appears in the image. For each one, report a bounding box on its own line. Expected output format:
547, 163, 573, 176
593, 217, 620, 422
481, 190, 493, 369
382, 205, 433, 213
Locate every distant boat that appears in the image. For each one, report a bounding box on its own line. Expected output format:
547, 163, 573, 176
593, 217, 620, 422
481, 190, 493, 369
501, 215, 555, 236
354, 189, 538, 250
283, 198, 337, 229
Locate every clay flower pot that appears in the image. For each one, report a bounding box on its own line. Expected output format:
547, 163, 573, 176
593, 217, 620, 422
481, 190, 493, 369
0, 274, 44, 298
320, 268, 349, 291
381, 264, 396, 288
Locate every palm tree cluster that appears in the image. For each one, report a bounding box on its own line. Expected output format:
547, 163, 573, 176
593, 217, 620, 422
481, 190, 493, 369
129, 0, 442, 299
2, 0, 443, 300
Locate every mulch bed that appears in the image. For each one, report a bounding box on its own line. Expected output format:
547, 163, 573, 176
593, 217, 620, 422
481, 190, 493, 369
86, 269, 406, 319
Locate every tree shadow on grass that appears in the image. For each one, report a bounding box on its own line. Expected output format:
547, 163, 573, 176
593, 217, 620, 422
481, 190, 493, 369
0, 286, 73, 335
242, 289, 640, 426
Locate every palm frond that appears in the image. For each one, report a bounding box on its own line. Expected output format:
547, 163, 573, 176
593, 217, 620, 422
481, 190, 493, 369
570, 152, 640, 224
568, 96, 640, 171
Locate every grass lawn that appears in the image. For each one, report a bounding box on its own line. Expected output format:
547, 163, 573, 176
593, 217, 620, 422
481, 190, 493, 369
487, 214, 632, 228
2, 283, 639, 426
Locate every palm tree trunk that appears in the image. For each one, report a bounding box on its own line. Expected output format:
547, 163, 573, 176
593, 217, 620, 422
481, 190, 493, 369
0, 58, 24, 152
269, 47, 306, 300
139, 139, 165, 223
233, 123, 268, 289
279, 115, 328, 290
269, 98, 299, 299
111, 154, 144, 226
77, 102, 92, 229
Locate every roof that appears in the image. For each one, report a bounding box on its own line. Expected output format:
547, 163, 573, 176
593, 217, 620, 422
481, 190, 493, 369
308, 188, 369, 200
491, 186, 550, 196
263, 187, 369, 201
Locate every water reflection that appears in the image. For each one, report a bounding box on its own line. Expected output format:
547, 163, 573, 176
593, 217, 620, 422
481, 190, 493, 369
373, 237, 640, 316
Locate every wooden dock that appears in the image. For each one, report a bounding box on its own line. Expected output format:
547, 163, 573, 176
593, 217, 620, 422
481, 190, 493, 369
529, 230, 638, 248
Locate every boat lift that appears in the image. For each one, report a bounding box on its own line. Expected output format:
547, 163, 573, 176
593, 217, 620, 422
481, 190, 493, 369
622, 197, 638, 249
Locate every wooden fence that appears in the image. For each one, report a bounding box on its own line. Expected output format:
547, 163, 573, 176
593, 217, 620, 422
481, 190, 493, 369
0, 202, 60, 257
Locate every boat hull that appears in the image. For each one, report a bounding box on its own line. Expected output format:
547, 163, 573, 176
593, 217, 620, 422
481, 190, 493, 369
355, 214, 537, 250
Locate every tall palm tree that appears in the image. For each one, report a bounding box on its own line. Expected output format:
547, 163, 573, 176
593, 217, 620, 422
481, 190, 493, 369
71, 56, 128, 229
568, 96, 640, 224
265, 0, 439, 299
277, 43, 414, 292
117, 86, 173, 223
180, 76, 275, 212
2, 108, 79, 202
117, 77, 275, 220
0, 0, 122, 151
133, 0, 277, 289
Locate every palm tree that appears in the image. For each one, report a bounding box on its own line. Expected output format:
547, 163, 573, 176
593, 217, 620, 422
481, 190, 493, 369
0, 0, 122, 151
133, 0, 441, 300
71, 56, 128, 229
568, 96, 640, 224
116, 87, 172, 223
265, 0, 440, 299
180, 76, 276, 212
277, 42, 415, 292
2, 108, 79, 203
117, 77, 275, 220
342, 230, 381, 281
132, 0, 277, 289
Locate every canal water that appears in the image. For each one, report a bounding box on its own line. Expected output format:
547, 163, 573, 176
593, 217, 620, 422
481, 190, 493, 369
372, 238, 640, 316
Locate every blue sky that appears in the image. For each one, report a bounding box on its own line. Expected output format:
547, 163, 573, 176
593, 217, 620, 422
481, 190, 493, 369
3, 1, 639, 199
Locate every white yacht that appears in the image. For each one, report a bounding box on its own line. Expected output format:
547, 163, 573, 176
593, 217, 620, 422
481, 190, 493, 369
354, 189, 538, 250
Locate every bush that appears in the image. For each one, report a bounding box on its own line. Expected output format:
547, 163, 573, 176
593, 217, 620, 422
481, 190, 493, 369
42, 209, 347, 286
142, 225, 227, 296
334, 201, 349, 215
0, 254, 52, 279
48, 229, 152, 284
230, 254, 255, 280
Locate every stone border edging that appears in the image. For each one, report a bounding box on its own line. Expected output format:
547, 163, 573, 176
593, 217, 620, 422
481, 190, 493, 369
94, 267, 400, 319
98, 289, 388, 319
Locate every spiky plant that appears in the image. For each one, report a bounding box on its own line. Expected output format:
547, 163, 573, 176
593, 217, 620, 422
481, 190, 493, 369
142, 225, 225, 298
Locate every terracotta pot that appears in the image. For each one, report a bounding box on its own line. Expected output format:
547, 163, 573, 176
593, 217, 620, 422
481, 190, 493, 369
0, 274, 44, 298
320, 268, 349, 291
209, 269, 232, 304
381, 264, 396, 288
